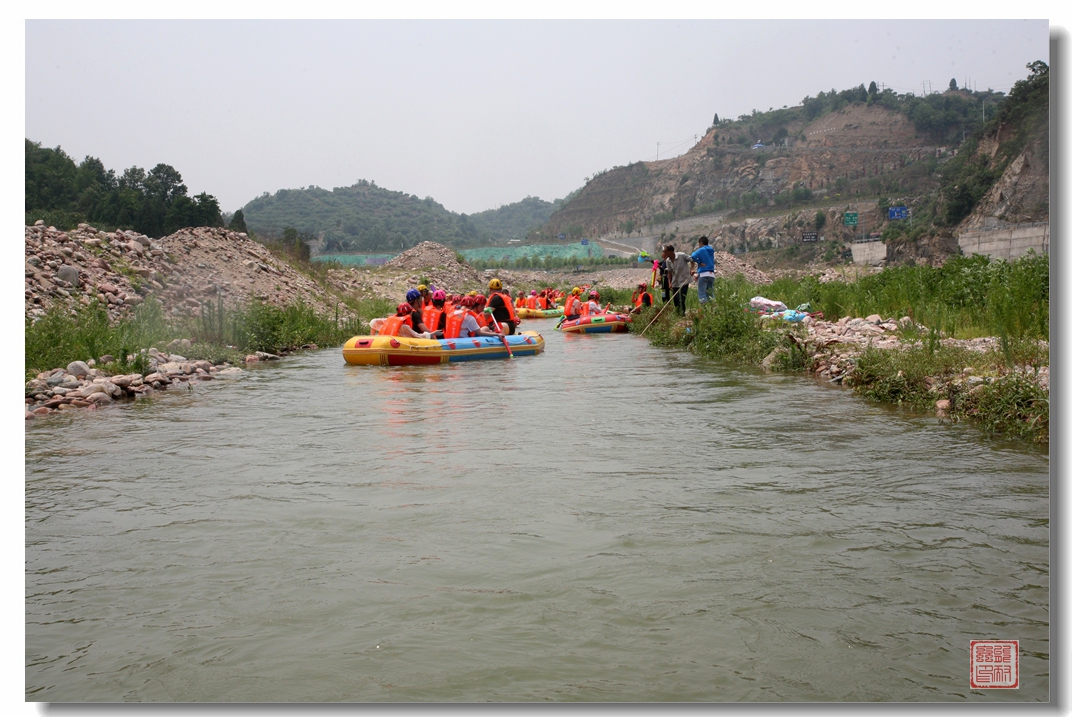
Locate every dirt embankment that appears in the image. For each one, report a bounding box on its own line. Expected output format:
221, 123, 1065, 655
25, 222, 355, 322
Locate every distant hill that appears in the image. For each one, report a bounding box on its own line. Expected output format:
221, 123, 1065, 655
542, 71, 1030, 240
241, 181, 484, 252
467, 196, 567, 242
241, 181, 571, 253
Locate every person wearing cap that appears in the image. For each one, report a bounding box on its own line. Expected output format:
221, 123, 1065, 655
417, 284, 431, 308
630, 283, 654, 314
581, 290, 602, 316
690, 236, 716, 305
487, 278, 519, 334
405, 288, 434, 336
563, 287, 583, 320
425, 289, 449, 338
444, 296, 501, 339
379, 302, 430, 338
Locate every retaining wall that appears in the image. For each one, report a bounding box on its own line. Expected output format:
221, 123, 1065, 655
958, 223, 1049, 260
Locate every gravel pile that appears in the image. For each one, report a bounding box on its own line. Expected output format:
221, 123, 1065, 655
25, 222, 353, 323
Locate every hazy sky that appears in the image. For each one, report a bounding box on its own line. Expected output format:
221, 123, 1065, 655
25, 19, 1050, 215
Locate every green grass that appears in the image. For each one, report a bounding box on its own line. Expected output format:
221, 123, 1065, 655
632, 257, 1049, 442
25, 295, 385, 380
847, 342, 1049, 442
724, 252, 1048, 340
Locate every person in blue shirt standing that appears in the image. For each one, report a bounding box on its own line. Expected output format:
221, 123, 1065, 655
690, 236, 716, 305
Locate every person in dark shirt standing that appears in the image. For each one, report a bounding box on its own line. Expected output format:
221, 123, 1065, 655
663, 245, 691, 315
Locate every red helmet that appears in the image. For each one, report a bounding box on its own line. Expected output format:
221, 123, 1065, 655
589, 291, 600, 299
460, 296, 475, 308
396, 303, 413, 316
638, 282, 647, 289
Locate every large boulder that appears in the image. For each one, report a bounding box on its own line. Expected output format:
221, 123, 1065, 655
66, 361, 92, 378
56, 265, 81, 286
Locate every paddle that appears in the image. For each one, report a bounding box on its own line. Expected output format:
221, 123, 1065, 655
484, 308, 512, 358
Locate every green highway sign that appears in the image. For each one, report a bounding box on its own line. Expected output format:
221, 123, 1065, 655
844, 212, 859, 227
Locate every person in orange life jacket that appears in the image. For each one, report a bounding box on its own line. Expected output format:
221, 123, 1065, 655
544, 288, 558, 308
487, 278, 519, 335
472, 294, 491, 327
524, 290, 539, 310
445, 296, 501, 339
380, 302, 431, 338
416, 284, 431, 308
564, 286, 583, 319
426, 289, 449, 339
630, 282, 654, 314
581, 290, 602, 315
405, 288, 434, 335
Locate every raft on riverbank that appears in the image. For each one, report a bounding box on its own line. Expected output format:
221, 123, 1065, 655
559, 313, 632, 334
342, 332, 545, 365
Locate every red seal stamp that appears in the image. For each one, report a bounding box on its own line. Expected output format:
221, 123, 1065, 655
970, 640, 1019, 689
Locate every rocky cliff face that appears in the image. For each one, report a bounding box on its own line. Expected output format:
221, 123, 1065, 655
546, 104, 938, 237
959, 141, 1048, 230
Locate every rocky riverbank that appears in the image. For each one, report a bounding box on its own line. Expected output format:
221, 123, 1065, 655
767, 313, 1049, 394
23, 340, 261, 420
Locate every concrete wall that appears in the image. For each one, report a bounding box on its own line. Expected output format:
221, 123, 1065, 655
958, 223, 1049, 260
851, 241, 886, 265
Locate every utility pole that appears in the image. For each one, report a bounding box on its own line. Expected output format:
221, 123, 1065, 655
656, 142, 660, 160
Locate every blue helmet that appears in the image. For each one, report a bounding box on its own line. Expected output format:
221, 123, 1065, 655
405, 288, 421, 303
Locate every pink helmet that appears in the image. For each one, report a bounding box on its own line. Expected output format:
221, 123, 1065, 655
432, 289, 446, 301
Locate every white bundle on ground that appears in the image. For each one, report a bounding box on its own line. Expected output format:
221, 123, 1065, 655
749, 296, 787, 312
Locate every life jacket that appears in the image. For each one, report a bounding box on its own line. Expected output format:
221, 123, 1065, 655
633, 291, 653, 309
489, 291, 519, 323
537, 296, 548, 309
475, 311, 489, 328
515, 295, 525, 308
580, 300, 590, 317
564, 295, 579, 316
444, 309, 479, 339
378, 314, 413, 336
423, 307, 445, 333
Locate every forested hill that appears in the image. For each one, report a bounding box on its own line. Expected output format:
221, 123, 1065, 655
467, 196, 567, 242
240, 181, 569, 252
25, 140, 224, 238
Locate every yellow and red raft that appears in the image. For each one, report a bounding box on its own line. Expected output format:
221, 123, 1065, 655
343, 332, 545, 366
558, 312, 633, 334
516, 307, 563, 319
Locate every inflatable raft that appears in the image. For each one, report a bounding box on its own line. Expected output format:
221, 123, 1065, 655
342, 332, 545, 366
559, 312, 632, 334
517, 307, 563, 319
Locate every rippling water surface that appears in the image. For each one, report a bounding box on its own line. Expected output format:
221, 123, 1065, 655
25, 327, 1049, 702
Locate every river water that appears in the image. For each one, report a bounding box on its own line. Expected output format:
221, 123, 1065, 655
25, 326, 1049, 702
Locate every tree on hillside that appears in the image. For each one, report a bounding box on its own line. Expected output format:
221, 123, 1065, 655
949, 78, 958, 91
228, 209, 248, 233
868, 81, 878, 95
